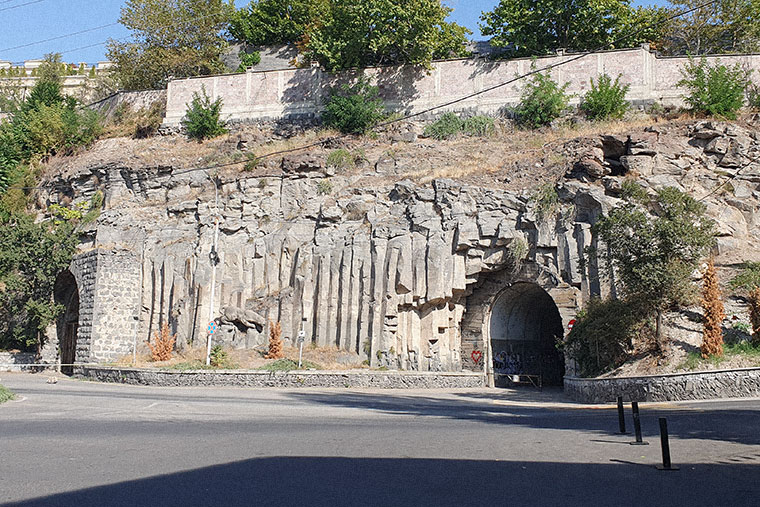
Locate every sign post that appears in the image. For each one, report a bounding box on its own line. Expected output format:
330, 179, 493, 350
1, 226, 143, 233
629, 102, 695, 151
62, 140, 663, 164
297, 329, 305, 369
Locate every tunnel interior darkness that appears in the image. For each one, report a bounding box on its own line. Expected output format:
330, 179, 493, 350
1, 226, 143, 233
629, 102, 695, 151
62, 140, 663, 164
54, 271, 79, 375
489, 282, 565, 386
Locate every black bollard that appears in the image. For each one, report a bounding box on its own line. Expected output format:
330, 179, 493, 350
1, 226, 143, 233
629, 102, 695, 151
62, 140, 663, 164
617, 396, 627, 434
657, 417, 679, 470
629, 401, 648, 445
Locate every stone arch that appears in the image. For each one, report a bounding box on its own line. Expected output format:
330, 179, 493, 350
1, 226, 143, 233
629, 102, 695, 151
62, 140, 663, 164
460, 262, 579, 386
488, 282, 565, 385
54, 270, 80, 374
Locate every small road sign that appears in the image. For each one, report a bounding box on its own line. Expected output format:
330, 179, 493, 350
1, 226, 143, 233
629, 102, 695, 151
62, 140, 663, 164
208, 321, 217, 335
568, 319, 576, 330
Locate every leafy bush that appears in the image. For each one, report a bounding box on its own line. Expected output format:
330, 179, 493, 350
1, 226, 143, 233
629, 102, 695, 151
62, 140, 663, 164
424, 112, 463, 140
620, 179, 649, 203
236, 51, 261, 72
182, 87, 227, 141
678, 57, 751, 119
581, 74, 630, 120
462, 115, 495, 137
0, 384, 15, 404
514, 71, 570, 128
322, 77, 385, 135
210, 344, 230, 367
565, 298, 647, 377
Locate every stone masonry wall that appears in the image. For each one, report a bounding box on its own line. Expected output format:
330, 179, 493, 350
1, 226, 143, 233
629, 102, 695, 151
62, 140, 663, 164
89, 249, 143, 363
69, 250, 98, 363
163, 47, 760, 125
565, 368, 760, 403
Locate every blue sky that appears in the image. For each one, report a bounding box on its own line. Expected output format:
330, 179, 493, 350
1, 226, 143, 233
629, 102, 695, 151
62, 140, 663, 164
0, 0, 665, 65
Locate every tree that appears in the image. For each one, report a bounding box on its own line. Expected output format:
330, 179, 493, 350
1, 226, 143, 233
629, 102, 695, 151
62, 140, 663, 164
700, 258, 725, 358
304, 0, 471, 71
593, 187, 715, 347
230, 0, 329, 46
480, 0, 662, 56
729, 262, 760, 344
106, 0, 234, 90
660, 0, 760, 55
0, 214, 78, 353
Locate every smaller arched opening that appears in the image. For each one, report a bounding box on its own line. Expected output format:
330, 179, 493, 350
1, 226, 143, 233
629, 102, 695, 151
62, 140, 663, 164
54, 271, 79, 375
489, 282, 565, 386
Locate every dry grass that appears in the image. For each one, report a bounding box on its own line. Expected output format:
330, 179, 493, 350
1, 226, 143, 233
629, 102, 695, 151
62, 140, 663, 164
116, 342, 366, 371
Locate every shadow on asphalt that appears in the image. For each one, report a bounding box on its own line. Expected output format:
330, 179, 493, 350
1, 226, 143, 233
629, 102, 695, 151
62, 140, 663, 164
5, 456, 758, 507
284, 391, 760, 446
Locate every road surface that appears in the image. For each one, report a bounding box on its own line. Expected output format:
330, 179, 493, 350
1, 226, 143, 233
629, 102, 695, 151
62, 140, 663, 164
1, 372, 759, 506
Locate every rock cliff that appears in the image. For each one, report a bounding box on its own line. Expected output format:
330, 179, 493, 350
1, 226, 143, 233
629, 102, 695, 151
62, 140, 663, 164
39, 117, 760, 374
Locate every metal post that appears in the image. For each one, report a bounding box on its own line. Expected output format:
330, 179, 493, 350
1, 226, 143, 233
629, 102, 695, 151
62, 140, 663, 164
617, 396, 627, 434
205, 178, 220, 366
630, 401, 648, 445
657, 417, 679, 470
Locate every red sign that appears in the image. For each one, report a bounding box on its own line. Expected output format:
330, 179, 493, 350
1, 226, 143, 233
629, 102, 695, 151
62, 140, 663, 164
471, 350, 483, 364
568, 319, 576, 330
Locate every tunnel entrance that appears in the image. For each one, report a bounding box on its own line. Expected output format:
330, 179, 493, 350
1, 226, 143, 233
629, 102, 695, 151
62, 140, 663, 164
489, 282, 565, 386
54, 271, 79, 375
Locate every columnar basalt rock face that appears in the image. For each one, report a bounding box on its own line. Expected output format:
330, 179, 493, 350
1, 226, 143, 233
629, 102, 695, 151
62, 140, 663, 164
41, 120, 760, 372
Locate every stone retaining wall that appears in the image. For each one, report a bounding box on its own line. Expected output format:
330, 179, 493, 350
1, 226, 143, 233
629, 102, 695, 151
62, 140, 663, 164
75, 366, 485, 389
164, 47, 760, 125
564, 368, 760, 403
0, 352, 37, 372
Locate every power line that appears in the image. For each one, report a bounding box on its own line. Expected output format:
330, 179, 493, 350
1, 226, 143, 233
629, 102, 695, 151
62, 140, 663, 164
0, 22, 120, 53
0, 0, 46, 12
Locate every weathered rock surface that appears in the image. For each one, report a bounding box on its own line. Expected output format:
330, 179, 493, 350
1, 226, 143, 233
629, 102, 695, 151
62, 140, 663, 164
39, 120, 760, 373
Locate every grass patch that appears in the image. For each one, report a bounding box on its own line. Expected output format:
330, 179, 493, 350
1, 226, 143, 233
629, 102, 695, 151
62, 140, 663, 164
164, 360, 238, 371
678, 341, 760, 371
257, 358, 322, 371
0, 384, 16, 404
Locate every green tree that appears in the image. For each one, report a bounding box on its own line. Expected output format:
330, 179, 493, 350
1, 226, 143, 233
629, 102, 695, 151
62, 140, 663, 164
0, 214, 78, 353
106, 0, 234, 90
230, 0, 329, 46
305, 0, 470, 71
593, 187, 715, 346
660, 0, 760, 55
480, 0, 661, 56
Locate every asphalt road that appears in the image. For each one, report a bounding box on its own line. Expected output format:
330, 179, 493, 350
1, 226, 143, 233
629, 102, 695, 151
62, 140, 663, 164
1, 372, 759, 507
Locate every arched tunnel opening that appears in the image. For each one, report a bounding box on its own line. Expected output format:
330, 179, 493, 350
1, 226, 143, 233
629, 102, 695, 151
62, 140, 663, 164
54, 270, 79, 375
489, 282, 565, 386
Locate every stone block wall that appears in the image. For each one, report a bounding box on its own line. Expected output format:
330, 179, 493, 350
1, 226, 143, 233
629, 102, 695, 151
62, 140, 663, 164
163, 47, 760, 126
89, 249, 142, 363
565, 368, 760, 403
70, 250, 99, 363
